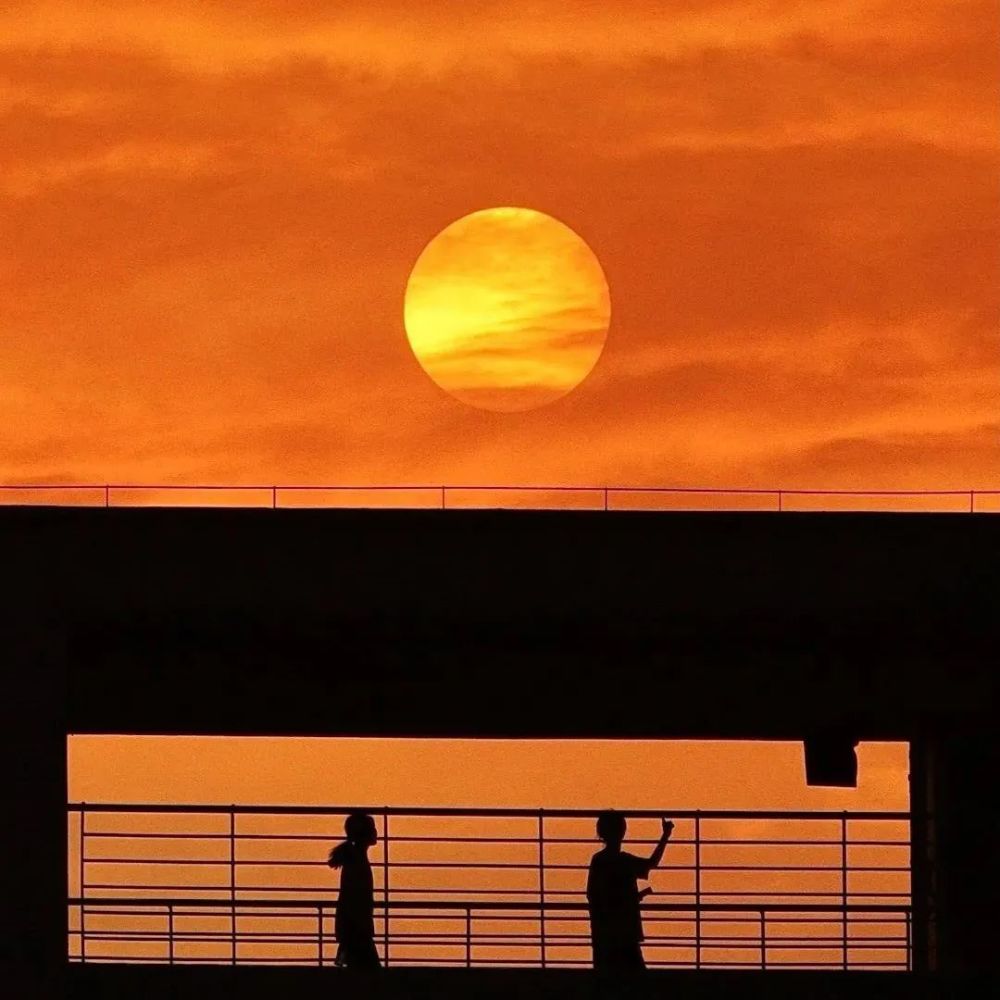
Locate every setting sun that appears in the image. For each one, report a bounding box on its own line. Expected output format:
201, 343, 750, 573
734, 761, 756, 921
404, 208, 611, 412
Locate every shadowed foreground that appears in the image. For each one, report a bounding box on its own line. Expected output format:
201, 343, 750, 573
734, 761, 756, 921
53, 965, 988, 1000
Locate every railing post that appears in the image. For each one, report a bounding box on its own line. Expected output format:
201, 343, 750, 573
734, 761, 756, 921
759, 909, 766, 969
317, 905, 323, 966
168, 904, 174, 965
969, 490, 975, 514
230, 806, 237, 965
272, 486, 277, 510
466, 907, 472, 968
79, 803, 86, 963
382, 809, 390, 967
538, 809, 546, 968
104, 485, 109, 508
777, 490, 783, 512
906, 909, 912, 971
841, 812, 848, 970
441, 486, 446, 510
694, 812, 701, 970
603, 488, 609, 512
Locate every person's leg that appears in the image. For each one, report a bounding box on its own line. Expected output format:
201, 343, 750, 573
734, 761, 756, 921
592, 934, 612, 971
339, 937, 368, 969
602, 940, 644, 973
349, 937, 381, 970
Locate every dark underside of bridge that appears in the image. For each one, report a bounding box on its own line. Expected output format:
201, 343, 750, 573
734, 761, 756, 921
3, 507, 999, 996
49, 964, 993, 1000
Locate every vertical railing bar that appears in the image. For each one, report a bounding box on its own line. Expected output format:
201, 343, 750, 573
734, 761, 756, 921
694, 812, 701, 970
168, 904, 174, 965
969, 490, 975, 513
230, 806, 237, 965
441, 486, 446, 510
104, 485, 109, 508
906, 909, 912, 971
79, 803, 86, 964
841, 812, 848, 970
317, 904, 323, 966
538, 809, 546, 968
760, 909, 766, 969
603, 487, 609, 512
382, 809, 390, 967
466, 906, 472, 968
272, 486, 277, 510
777, 490, 783, 512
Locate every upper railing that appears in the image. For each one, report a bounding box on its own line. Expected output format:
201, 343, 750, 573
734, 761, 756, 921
67, 803, 912, 971
6, 484, 1000, 512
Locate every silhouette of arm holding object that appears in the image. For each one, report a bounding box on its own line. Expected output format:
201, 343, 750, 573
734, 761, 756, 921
587, 813, 674, 972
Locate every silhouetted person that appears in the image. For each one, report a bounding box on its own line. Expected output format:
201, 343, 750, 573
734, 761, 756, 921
328, 812, 381, 969
587, 811, 674, 972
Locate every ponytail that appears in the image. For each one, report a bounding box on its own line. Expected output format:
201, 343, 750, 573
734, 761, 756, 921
328, 840, 352, 869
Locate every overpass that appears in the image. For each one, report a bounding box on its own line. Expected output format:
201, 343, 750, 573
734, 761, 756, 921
3, 503, 998, 996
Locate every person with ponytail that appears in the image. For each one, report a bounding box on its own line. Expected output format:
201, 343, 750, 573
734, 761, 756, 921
327, 812, 381, 969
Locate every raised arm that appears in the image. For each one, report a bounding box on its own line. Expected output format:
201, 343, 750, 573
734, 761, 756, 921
646, 818, 674, 870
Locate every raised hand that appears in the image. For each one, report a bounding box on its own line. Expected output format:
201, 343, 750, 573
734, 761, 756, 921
662, 818, 675, 839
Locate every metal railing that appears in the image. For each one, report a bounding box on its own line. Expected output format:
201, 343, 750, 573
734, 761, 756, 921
67, 804, 912, 971
4, 483, 998, 512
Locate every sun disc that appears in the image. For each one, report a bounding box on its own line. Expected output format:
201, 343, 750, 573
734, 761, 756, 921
404, 207, 611, 412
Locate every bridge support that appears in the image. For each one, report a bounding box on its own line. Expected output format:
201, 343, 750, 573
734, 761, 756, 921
910, 731, 998, 973
5, 625, 67, 996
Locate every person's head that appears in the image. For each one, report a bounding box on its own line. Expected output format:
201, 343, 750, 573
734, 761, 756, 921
330, 812, 378, 868
345, 812, 378, 848
596, 810, 627, 847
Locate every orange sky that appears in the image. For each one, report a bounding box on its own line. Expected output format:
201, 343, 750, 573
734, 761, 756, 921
1, 1, 997, 489
68, 738, 908, 811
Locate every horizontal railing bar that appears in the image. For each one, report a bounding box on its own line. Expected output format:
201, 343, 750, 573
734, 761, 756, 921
82, 858, 913, 874
70, 946, 908, 970
84, 882, 909, 906
67, 958, 909, 969
67, 803, 910, 820
71, 912, 909, 926
80, 831, 911, 848
78, 929, 908, 943
76, 931, 907, 950
8, 483, 994, 494
70, 909, 905, 922
69, 896, 910, 913
81, 885, 910, 901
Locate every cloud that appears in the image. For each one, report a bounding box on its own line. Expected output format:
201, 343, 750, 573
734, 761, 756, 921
0, 1, 996, 489
757, 423, 1000, 487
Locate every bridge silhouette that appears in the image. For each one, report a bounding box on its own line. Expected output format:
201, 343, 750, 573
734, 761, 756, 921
5, 503, 997, 999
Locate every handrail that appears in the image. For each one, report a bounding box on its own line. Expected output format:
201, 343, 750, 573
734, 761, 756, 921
69, 896, 911, 914
3, 483, 999, 513
66, 802, 910, 820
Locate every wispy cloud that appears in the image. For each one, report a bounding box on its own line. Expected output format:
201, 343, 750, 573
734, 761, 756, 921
0, 1, 996, 487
